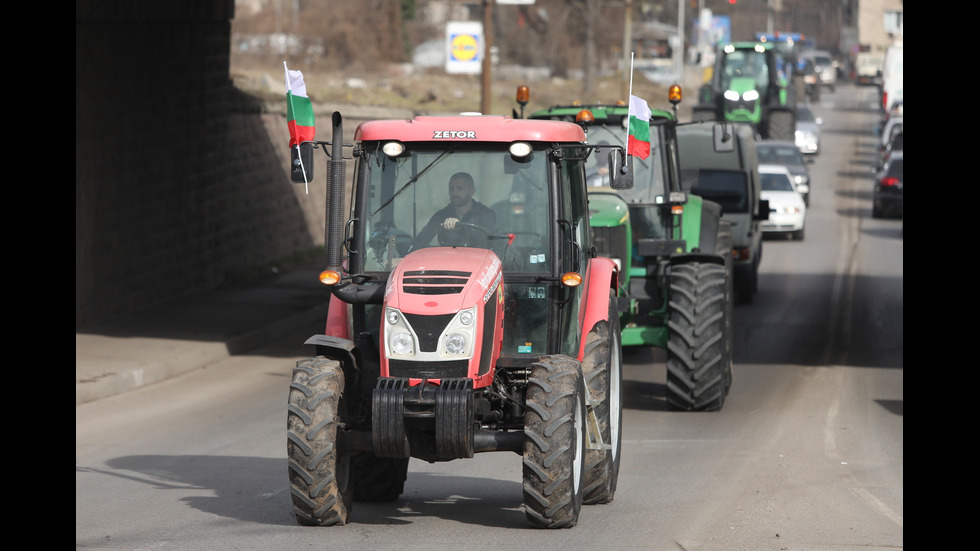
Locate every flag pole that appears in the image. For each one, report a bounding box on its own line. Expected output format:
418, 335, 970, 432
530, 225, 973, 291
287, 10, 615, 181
284, 61, 310, 194
625, 52, 635, 151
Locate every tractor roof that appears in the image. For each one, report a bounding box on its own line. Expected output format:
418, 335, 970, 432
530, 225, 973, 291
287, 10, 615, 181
529, 104, 676, 124
354, 115, 586, 143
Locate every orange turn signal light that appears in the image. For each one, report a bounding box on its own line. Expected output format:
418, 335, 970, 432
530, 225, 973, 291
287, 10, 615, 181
561, 272, 583, 287
318, 270, 342, 286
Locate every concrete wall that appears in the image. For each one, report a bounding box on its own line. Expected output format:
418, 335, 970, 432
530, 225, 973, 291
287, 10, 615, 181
76, 1, 325, 328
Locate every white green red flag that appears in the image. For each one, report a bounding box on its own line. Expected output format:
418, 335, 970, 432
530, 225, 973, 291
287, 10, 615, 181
285, 64, 315, 148
627, 94, 651, 159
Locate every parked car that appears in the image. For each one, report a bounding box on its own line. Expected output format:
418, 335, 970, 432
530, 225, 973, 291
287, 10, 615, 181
876, 129, 902, 169
756, 140, 813, 206
759, 164, 806, 240
872, 151, 903, 219
879, 111, 903, 151
794, 103, 822, 156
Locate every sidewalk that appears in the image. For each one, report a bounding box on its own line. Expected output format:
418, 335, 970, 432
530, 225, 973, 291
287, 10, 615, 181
75, 267, 330, 406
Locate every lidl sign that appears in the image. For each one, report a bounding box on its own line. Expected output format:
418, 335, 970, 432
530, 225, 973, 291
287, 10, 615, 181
446, 21, 483, 75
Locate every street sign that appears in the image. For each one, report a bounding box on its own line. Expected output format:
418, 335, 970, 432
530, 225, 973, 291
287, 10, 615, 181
446, 21, 483, 75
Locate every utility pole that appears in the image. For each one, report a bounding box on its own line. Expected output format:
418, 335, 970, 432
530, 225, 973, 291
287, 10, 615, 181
677, 0, 685, 88
481, 0, 494, 115
621, 0, 632, 100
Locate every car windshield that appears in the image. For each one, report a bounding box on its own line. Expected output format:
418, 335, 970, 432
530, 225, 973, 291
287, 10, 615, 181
796, 107, 815, 123
757, 144, 805, 165
761, 171, 795, 192
813, 55, 832, 67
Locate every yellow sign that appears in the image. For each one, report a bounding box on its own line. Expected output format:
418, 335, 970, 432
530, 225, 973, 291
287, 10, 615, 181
446, 21, 482, 75
450, 33, 479, 62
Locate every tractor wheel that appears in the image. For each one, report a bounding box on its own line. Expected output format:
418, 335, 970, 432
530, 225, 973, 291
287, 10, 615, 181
715, 220, 735, 397
665, 262, 731, 412
353, 453, 408, 502
523, 356, 587, 528
287, 357, 354, 526
580, 290, 623, 505
766, 110, 795, 141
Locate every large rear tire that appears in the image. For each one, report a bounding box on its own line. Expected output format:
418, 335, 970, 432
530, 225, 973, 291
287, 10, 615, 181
665, 262, 730, 411
287, 358, 354, 526
581, 290, 623, 505
715, 220, 735, 397
523, 356, 587, 528
766, 109, 795, 141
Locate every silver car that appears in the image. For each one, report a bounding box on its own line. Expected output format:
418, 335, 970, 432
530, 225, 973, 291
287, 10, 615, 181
795, 104, 822, 156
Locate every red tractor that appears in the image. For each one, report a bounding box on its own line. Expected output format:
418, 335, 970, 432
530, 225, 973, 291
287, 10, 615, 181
286, 112, 630, 528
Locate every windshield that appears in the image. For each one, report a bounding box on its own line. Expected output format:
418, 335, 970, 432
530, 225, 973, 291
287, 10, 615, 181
761, 171, 795, 192
583, 122, 670, 202
358, 145, 552, 273
757, 144, 805, 165
682, 169, 749, 213
720, 49, 769, 93
796, 107, 815, 123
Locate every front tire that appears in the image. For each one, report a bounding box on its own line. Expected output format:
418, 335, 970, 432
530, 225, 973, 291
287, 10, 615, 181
665, 262, 730, 411
287, 358, 354, 526
523, 356, 587, 528
581, 290, 623, 505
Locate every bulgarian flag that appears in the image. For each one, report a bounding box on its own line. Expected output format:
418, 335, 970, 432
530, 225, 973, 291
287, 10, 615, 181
285, 63, 315, 148
626, 94, 652, 159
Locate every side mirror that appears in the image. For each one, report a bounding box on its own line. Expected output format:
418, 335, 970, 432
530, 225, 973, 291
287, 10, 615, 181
290, 142, 315, 184
608, 149, 634, 190
712, 122, 736, 153
755, 199, 770, 221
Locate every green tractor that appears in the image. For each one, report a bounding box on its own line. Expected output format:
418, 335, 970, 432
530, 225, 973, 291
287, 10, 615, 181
692, 41, 796, 141
522, 87, 735, 412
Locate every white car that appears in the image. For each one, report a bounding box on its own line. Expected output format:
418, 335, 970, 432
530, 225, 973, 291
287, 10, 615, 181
759, 164, 806, 240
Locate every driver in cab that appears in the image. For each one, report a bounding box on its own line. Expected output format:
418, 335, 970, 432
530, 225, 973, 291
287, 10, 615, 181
411, 171, 497, 249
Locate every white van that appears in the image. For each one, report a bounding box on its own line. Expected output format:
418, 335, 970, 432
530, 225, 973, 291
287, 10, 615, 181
880, 44, 903, 112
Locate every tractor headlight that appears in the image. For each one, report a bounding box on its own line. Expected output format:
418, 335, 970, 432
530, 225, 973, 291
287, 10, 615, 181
742, 89, 760, 102
445, 333, 467, 355
385, 307, 416, 356
442, 307, 477, 357
390, 331, 415, 355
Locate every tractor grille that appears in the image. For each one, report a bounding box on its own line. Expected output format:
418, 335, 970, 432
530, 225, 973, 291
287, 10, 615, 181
402, 270, 470, 295
724, 97, 757, 114
388, 359, 469, 379
403, 312, 455, 352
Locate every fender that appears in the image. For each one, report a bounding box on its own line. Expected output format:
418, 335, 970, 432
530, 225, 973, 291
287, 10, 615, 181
577, 256, 618, 361
324, 292, 351, 339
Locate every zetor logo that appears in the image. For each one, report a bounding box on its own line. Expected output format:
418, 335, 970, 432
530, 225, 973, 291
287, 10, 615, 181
433, 130, 477, 139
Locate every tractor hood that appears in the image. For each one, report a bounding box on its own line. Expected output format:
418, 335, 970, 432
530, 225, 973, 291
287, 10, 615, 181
384, 247, 503, 315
